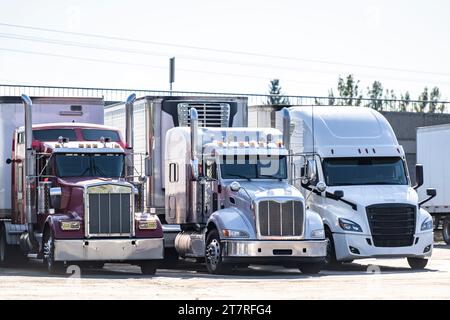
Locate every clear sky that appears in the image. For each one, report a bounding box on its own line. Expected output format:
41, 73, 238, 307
0, 0, 449, 100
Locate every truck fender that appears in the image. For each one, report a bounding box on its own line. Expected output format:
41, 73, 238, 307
304, 209, 325, 239
207, 207, 256, 240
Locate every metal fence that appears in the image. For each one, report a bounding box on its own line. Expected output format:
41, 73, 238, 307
1, 84, 449, 112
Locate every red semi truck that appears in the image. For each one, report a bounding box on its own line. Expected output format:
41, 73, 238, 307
0, 94, 164, 274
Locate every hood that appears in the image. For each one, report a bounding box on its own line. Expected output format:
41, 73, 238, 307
227, 180, 304, 202
328, 185, 418, 207
57, 177, 126, 188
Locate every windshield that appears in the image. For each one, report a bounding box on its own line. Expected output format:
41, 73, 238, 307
322, 157, 408, 186
81, 129, 121, 142
55, 153, 124, 178
220, 155, 287, 180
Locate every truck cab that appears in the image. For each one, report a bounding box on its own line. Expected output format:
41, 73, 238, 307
282, 106, 435, 269
164, 109, 326, 274
1, 96, 164, 274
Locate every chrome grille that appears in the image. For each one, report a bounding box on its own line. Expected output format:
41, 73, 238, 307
178, 103, 230, 127
86, 185, 133, 237
258, 200, 304, 236
366, 204, 416, 247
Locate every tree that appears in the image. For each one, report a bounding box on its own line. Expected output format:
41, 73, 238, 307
414, 87, 429, 112
328, 89, 336, 106
399, 91, 411, 112
429, 87, 441, 113
336, 74, 363, 106
266, 79, 290, 105
383, 89, 397, 111
367, 81, 384, 111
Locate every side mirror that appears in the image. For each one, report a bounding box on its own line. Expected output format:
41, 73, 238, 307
333, 190, 344, 199
230, 181, 241, 192
426, 188, 436, 197
316, 181, 327, 193
306, 159, 317, 181
414, 164, 423, 190
6, 158, 12, 165
49, 187, 62, 210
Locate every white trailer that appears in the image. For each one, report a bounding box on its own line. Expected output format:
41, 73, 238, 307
417, 124, 450, 244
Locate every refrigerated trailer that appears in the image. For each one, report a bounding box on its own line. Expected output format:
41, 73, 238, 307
0, 95, 164, 274
104, 96, 248, 257
417, 124, 450, 244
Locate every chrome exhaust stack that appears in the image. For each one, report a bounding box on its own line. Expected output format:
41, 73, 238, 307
189, 108, 200, 223
21, 94, 39, 250
282, 107, 293, 182
125, 93, 136, 182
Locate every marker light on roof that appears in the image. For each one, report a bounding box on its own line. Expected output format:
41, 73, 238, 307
86, 144, 91, 148
78, 143, 85, 148
93, 144, 98, 148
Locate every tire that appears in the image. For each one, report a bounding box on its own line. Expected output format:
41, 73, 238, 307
0, 225, 26, 267
443, 217, 450, 245
205, 229, 231, 275
407, 257, 428, 270
140, 261, 158, 275
324, 228, 341, 268
43, 231, 65, 274
298, 263, 323, 274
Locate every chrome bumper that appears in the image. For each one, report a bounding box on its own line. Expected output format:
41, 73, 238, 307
54, 238, 164, 262
223, 240, 327, 258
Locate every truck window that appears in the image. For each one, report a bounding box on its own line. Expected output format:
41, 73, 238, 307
55, 153, 124, 178
220, 155, 287, 180
322, 157, 408, 186
33, 129, 77, 141
81, 129, 120, 142
169, 163, 179, 182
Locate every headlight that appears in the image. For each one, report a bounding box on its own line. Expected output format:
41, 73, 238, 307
138, 219, 158, 230
60, 221, 81, 231
311, 229, 325, 239
338, 218, 363, 232
421, 218, 433, 231
222, 229, 249, 238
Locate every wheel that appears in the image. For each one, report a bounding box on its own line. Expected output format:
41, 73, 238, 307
140, 261, 158, 275
443, 217, 450, 245
324, 228, 341, 268
407, 257, 428, 270
298, 263, 323, 274
0, 225, 26, 267
43, 231, 65, 274
205, 229, 231, 275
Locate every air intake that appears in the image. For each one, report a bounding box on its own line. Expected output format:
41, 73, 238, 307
178, 103, 230, 127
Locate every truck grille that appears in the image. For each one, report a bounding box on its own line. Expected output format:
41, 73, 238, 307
258, 200, 304, 237
178, 103, 230, 127
87, 187, 133, 237
366, 204, 416, 247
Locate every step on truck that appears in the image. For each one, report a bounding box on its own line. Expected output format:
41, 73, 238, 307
164, 108, 326, 274
277, 106, 435, 269
0, 95, 164, 274
104, 96, 248, 263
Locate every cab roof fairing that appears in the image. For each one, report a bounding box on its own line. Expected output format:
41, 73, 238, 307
285, 106, 401, 155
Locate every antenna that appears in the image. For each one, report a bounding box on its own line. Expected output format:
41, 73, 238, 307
311, 105, 315, 154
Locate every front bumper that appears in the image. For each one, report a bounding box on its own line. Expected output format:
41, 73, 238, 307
222, 240, 327, 264
333, 231, 434, 261
54, 238, 164, 262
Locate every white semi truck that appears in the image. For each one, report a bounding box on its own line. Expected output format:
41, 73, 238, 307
164, 108, 326, 274
417, 124, 450, 244
276, 106, 436, 269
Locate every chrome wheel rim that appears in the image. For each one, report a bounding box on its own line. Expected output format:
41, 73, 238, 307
206, 239, 221, 270
444, 219, 450, 242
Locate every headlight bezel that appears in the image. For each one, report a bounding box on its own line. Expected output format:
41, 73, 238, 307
60, 221, 81, 231
338, 218, 363, 233
138, 219, 158, 230
222, 229, 249, 238
421, 218, 433, 231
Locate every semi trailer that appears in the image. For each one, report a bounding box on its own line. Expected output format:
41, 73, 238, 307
104, 96, 248, 260
417, 124, 450, 244
165, 108, 326, 274
274, 106, 435, 269
0, 95, 164, 274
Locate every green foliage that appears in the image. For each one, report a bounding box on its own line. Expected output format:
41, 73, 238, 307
367, 81, 384, 111
266, 79, 290, 105
336, 74, 362, 106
